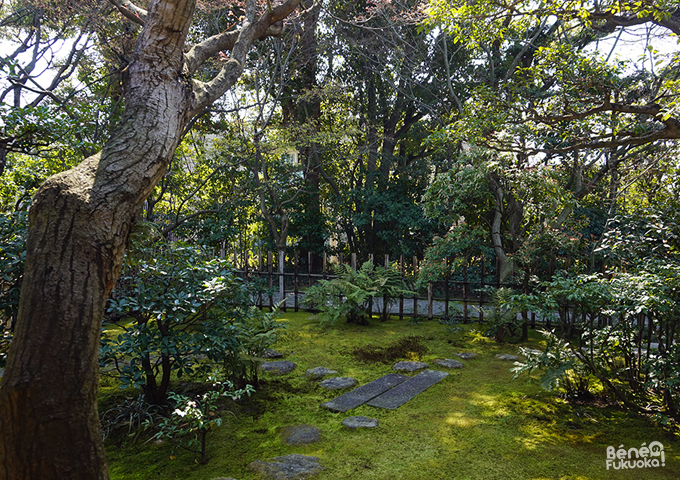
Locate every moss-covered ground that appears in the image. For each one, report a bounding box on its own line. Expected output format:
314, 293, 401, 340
104, 312, 680, 479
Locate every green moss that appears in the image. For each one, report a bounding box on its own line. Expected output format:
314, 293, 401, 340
106, 313, 680, 479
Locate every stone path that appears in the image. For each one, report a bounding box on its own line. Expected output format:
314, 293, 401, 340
321, 373, 408, 412
392, 361, 428, 372
366, 369, 449, 409
433, 359, 464, 369
319, 377, 358, 390
249, 454, 324, 480
342, 416, 379, 429
282, 425, 322, 445
260, 360, 297, 374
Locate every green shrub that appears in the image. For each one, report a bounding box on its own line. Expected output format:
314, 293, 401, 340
302, 261, 413, 325
100, 243, 284, 404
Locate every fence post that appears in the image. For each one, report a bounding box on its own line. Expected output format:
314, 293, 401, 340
384, 254, 389, 321
399, 255, 404, 320
444, 256, 450, 319
351, 252, 357, 271
479, 256, 485, 322
294, 251, 299, 312
268, 251, 273, 311
463, 263, 468, 322
279, 250, 286, 313
308, 251, 313, 286
413, 256, 419, 320
323, 252, 327, 279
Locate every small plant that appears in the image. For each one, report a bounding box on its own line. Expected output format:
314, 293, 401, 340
100, 394, 162, 441
302, 261, 413, 325
512, 331, 592, 399
149, 376, 254, 465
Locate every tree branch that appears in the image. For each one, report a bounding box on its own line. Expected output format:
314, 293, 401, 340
108, 0, 147, 26
188, 0, 301, 116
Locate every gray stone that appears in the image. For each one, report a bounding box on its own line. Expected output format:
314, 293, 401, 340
392, 361, 428, 372
262, 349, 284, 359
495, 354, 519, 361
367, 369, 449, 409
321, 373, 409, 412
260, 361, 297, 374
305, 367, 338, 379
453, 352, 478, 359
249, 454, 324, 480
282, 425, 322, 445
433, 359, 464, 369
319, 377, 358, 390
342, 416, 378, 429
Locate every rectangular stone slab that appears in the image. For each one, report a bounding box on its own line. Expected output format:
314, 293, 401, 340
321, 373, 408, 412
366, 370, 448, 409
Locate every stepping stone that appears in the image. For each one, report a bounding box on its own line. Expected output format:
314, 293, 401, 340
260, 361, 297, 374
392, 361, 428, 372
249, 454, 324, 480
495, 354, 519, 361
433, 359, 464, 369
305, 367, 338, 379
454, 352, 477, 359
342, 416, 378, 429
319, 377, 358, 390
321, 373, 408, 412
367, 370, 448, 410
262, 349, 283, 359
282, 425, 322, 445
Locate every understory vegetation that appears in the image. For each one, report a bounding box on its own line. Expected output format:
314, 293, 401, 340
101, 312, 680, 480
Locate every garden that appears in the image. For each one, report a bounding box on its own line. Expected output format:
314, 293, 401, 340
1, 0, 680, 478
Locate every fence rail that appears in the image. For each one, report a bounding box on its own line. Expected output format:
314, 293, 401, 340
231, 251, 524, 322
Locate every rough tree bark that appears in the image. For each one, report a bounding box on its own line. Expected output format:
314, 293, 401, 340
0, 0, 301, 479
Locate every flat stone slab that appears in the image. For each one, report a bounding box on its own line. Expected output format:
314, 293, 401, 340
249, 454, 324, 480
282, 425, 322, 445
342, 416, 378, 429
366, 369, 448, 410
433, 359, 464, 369
319, 377, 358, 390
321, 373, 408, 412
305, 367, 338, 379
260, 361, 297, 374
495, 354, 519, 361
454, 352, 478, 359
262, 349, 283, 359
392, 361, 428, 372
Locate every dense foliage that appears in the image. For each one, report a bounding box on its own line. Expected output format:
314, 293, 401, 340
100, 243, 284, 405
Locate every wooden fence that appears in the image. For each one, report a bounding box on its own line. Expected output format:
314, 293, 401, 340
230, 250, 525, 322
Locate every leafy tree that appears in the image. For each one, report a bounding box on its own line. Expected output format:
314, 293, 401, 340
0, 1, 302, 478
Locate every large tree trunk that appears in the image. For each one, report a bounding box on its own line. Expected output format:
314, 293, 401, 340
0, 2, 194, 477
0, 0, 302, 477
